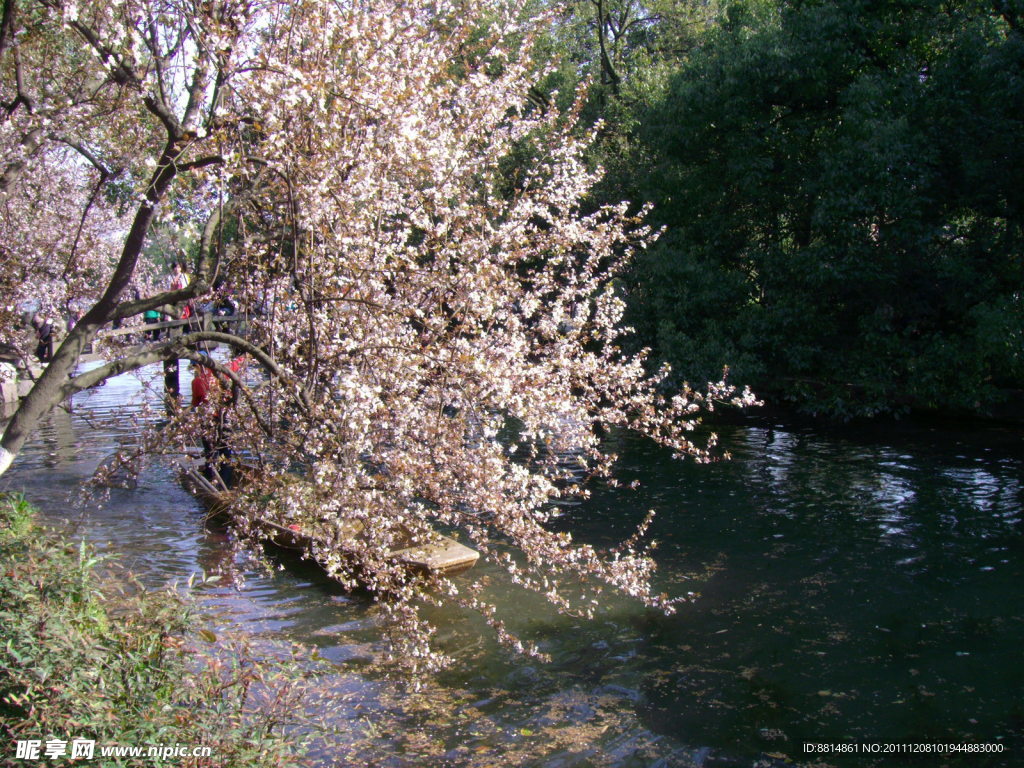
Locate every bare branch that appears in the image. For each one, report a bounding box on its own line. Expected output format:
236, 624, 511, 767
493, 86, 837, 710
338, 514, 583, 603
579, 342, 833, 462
176, 154, 224, 172
1, 42, 33, 118
54, 135, 116, 177
144, 16, 171, 113
62, 347, 172, 396
112, 196, 236, 323
64, 171, 109, 278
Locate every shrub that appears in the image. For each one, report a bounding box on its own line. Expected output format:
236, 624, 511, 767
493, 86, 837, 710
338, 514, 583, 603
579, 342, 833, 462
0, 494, 311, 767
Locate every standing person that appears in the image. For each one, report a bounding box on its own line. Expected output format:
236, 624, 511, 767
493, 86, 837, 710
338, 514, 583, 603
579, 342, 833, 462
31, 314, 53, 363
144, 306, 162, 340
190, 358, 232, 485
168, 260, 190, 293
64, 302, 81, 334
169, 260, 199, 335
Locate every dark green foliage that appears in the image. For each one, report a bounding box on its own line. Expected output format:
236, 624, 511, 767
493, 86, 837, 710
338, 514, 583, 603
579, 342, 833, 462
622, 0, 1024, 418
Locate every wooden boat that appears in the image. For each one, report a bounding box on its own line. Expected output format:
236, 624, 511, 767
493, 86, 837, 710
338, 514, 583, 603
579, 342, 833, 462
179, 460, 479, 577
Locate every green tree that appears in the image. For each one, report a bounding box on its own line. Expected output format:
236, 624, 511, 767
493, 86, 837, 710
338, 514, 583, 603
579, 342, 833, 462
628, 0, 1024, 418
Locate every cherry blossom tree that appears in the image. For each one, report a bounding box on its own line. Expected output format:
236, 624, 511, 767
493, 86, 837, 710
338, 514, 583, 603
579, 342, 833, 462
0, 0, 754, 665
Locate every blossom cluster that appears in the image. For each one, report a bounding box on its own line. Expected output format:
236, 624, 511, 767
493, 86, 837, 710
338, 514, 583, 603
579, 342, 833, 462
0, 0, 757, 666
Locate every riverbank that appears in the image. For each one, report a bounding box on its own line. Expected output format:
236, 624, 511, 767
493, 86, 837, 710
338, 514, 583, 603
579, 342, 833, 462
0, 494, 311, 767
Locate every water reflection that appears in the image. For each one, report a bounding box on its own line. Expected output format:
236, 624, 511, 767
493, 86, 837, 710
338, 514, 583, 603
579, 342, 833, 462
3, 369, 1023, 765
611, 427, 1022, 764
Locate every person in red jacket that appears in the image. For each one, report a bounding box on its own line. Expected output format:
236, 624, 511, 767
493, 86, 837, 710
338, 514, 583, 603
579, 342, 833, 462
190, 359, 232, 484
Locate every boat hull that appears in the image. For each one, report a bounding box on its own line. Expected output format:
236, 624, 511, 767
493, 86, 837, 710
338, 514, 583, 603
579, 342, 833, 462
179, 464, 479, 577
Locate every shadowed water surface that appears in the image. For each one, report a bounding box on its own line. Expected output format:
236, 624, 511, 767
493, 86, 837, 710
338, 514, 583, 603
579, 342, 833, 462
3, 366, 1022, 766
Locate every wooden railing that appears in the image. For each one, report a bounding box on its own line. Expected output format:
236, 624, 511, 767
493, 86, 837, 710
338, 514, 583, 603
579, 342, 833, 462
80, 312, 250, 365
96, 311, 249, 339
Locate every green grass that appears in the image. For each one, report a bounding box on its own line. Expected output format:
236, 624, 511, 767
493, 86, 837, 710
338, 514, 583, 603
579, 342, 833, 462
0, 494, 312, 767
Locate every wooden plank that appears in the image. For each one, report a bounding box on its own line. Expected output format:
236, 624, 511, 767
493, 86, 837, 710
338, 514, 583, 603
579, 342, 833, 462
390, 538, 479, 574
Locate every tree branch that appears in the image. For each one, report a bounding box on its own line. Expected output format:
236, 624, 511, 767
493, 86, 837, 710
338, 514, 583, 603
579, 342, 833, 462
62, 347, 172, 396
62, 330, 310, 413
0, 126, 43, 197
0, 0, 14, 61
2, 41, 33, 118
112, 191, 245, 323
66, 17, 183, 139
54, 135, 116, 177
177, 154, 224, 172
181, 57, 212, 133
64, 169, 109, 278
591, 0, 621, 91
144, 16, 171, 110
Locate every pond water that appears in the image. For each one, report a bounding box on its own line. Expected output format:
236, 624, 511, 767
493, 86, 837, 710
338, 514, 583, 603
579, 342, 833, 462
3, 366, 1022, 767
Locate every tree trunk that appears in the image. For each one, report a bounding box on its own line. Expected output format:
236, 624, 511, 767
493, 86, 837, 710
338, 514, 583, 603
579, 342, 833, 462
0, 144, 179, 476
